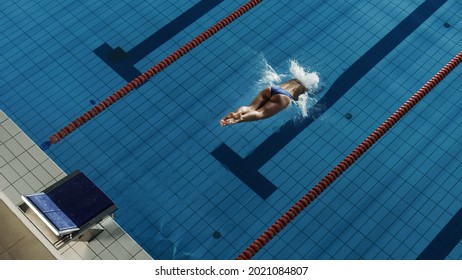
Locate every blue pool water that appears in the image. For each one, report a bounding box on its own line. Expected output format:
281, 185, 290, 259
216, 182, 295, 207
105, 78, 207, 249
1, 0, 461, 259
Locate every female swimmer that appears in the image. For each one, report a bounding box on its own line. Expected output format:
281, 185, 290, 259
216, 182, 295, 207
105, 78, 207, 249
220, 79, 308, 126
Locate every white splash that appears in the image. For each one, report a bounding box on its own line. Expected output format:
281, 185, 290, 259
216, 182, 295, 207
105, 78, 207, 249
288, 60, 320, 118
257, 58, 284, 85
289, 60, 320, 93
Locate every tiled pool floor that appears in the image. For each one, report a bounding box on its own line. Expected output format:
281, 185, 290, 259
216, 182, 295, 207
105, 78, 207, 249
1, 0, 461, 259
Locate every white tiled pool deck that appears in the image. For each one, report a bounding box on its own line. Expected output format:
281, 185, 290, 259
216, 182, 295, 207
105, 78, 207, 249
0, 110, 152, 260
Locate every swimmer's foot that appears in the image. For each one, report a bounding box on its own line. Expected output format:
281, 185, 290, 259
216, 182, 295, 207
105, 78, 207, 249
220, 119, 231, 126
220, 112, 233, 126
220, 112, 242, 126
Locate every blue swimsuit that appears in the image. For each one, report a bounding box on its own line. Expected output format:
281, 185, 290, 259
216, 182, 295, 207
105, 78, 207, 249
270, 80, 305, 100
270, 85, 293, 100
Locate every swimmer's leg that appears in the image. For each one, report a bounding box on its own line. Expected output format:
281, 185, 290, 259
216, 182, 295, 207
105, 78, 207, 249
220, 87, 271, 126
225, 94, 290, 125
248, 87, 271, 110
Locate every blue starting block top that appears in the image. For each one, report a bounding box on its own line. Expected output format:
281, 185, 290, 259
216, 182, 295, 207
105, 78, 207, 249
22, 171, 115, 236
26, 193, 78, 234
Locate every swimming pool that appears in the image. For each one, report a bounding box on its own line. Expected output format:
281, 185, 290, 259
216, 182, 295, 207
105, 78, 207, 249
1, 0, 461, 259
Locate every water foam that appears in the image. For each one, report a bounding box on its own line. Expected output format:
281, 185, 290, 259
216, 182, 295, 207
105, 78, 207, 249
289, 60, 320, 93
257, 58, 284, 85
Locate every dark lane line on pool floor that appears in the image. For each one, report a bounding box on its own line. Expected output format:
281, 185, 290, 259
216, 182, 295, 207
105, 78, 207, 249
94, 0, 225, 81
417, 207, 462, 260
